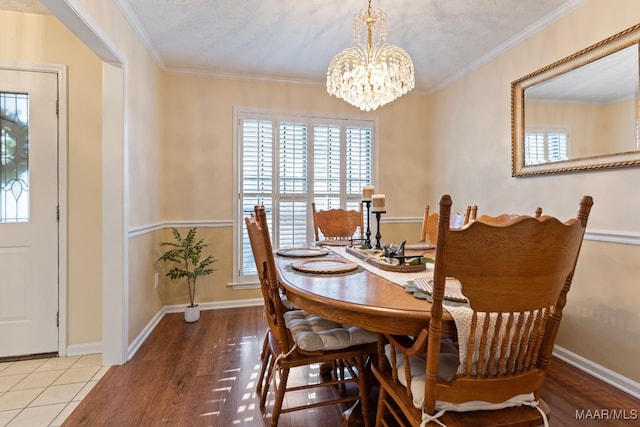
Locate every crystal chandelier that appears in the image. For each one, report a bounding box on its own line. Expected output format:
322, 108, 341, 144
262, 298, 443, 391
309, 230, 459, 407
327, 0, 415, 111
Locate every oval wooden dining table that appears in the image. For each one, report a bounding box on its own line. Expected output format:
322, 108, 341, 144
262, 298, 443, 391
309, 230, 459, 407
274, 252, 454, 337
274, 250, 455, 426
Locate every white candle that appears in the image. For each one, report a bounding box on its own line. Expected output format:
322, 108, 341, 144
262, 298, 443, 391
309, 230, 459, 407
372, 194, 386, 212
362, 185, 374, 201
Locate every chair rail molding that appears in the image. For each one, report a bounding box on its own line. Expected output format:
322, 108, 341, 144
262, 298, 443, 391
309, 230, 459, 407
584, 229, 640, 246
389, 217, 640, 246
129, 220, 234, 237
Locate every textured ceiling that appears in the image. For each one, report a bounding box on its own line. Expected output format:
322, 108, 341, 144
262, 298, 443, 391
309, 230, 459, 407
116, 0, 584, 93
0, 0, 49, 14
1, 0, 585, 93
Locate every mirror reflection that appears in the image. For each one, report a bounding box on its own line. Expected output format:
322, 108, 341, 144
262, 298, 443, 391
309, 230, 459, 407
524, 45, 639, 164
511, 23, 640, 176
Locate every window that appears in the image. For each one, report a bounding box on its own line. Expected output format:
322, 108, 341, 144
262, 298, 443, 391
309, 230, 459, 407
235, 110, 376, 283
524, 127, 569, 165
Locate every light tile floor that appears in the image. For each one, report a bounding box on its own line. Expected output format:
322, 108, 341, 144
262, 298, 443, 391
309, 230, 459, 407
0, 354, 109, 427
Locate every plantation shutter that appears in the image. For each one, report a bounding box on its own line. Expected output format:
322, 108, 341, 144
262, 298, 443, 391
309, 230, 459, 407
237, 112, 375, 282
547, 132, 568, 162
524, 132, 546, 165
278, 121, 309, 248
313, 123, 342, 210
346, 125, 372, 210
524, 128, 569, 165
240, 118, 274, 276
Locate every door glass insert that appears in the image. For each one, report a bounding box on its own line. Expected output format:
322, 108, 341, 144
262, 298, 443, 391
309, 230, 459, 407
1, 92, 29, 222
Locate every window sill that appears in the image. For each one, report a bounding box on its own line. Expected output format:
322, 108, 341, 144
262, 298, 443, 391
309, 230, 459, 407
229, 282, 260, 291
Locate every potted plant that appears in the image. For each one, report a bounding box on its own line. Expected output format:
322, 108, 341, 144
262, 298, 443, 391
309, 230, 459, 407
158, 227, 216, 322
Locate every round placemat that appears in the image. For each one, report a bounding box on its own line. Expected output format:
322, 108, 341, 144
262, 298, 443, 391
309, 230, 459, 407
291, 258, 359, 274
276, 247, 330, 258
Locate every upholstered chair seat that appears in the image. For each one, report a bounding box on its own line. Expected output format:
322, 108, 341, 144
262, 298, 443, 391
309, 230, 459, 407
284, 310, 378, 352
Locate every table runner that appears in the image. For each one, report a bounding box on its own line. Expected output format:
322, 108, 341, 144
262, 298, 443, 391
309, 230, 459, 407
330, 246, 433, 286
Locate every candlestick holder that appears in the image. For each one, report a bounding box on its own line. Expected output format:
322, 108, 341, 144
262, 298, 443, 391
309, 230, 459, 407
362, 200, 372, 248
373, 210, 386, 249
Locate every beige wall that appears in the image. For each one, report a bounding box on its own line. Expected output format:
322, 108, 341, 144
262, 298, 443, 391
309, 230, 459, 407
563, 241, 640, 377
526, 99, 636, 157
68, 0, 166, 345
427, 0, 640, 381
161, 77, 431, 220
160, 76, 431, 305
0, 10, 103, 346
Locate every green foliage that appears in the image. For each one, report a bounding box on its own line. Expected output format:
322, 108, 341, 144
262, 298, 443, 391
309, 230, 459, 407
409, 257, 435, 265
157, 227, 216, 307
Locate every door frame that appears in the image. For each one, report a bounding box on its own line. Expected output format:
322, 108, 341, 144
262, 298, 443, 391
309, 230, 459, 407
41, 0, 129, 365
0, 61, 68, 356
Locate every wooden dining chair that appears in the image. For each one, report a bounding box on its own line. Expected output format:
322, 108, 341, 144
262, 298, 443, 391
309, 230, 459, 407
373, 194, 593, 427
476, 207, 543, 225
423, 204, 477, 240
465, 204, 478, 224
420, 204, 439, 244
312, 202, 364, 245
246, 206, 377, 426
449, 204, 477, 228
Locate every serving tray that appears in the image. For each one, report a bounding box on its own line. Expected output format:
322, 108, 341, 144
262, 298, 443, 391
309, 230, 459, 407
366, 257, 427, 273
345, 246, 428, 273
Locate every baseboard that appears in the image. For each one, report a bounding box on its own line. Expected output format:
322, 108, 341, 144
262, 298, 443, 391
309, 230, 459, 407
65, 299, 263, 362
162, 297, 263, 314
127, 307, 166, 361
553, 345, 640, 399
66, 342, 102, 357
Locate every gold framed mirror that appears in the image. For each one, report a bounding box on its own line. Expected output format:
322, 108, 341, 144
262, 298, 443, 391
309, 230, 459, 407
511, 23, 640, 176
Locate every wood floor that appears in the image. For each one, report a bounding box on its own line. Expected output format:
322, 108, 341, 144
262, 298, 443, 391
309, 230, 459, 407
63, 306, 638, 426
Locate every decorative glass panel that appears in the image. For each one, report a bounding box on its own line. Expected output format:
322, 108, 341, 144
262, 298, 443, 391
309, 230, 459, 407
1, 92, 29, 222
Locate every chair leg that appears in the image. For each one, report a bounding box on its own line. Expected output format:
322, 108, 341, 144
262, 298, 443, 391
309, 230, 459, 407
338, 359, 346, 394
356, 356, 371, 427
260, 355, 276, 408
375, 385, 388, 427
257, 331, 270, 395
271, 365, 290, 427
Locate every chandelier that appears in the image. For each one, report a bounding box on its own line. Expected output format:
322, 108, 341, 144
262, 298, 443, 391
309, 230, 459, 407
327, 0, 415, 111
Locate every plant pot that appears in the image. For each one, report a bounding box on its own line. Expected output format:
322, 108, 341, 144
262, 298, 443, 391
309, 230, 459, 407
184, 304, 200, 322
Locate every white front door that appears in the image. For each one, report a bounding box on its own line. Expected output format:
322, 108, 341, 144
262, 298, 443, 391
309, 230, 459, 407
0, 68, 59, 357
